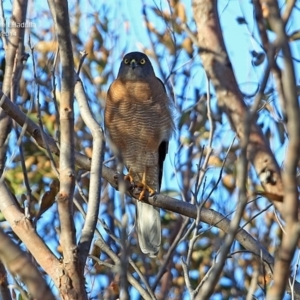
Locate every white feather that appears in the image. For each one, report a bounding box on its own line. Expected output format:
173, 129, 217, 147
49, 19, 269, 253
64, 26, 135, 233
136, 201, 161, 257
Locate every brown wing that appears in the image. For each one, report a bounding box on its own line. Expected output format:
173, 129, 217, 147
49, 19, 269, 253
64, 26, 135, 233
156, 76, 171, 191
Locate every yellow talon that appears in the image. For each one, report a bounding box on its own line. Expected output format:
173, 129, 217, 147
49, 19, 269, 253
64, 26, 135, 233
124, 169, 156, 200
136, 172, 155, 200
124, 168, 134, 185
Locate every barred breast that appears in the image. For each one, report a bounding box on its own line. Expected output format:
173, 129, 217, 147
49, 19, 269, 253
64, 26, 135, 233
105, 78, 174, 190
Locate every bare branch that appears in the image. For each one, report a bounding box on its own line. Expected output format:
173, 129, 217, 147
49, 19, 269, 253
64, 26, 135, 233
0, 228, 55, 300
0, 0, 28, 177
47, 0, 86, 297
253, 0, 287, 122
0, 181, 61, 286
192, 0, 284, 212
2, 0, 27, 97
0, 260, 11, 300
263, 0, 300, 298
196, 101, 250, 299
94, 238, 153, 300
74, 194, 154, 299
0, 90, 91, 169
75, 76, 105, 265
282, 0, 296, 26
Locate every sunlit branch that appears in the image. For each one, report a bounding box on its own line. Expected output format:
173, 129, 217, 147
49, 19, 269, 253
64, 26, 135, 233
263, 0, 300, 299
75, 74, 105, 266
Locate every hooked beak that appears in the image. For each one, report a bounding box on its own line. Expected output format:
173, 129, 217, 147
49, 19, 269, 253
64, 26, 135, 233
130, 59, 137, 69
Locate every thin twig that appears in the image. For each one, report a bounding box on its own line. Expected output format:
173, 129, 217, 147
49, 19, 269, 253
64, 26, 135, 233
94, 238, 153, 300
152, 216, 190, 289
51, 46, 60, 139
28, 36, 59, 177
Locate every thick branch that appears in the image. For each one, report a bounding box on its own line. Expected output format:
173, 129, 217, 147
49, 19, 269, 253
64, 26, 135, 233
48, 0, 76, 260
48, 0, 86, 298
0, 91, 89, 166
0, 181, 61, 286
192, 0, 284, 211
0, 0, 28, 177
0, 227, 55, 300
0, 260, 11, 300
264, 1, 300, 299
2, 0, 27, 97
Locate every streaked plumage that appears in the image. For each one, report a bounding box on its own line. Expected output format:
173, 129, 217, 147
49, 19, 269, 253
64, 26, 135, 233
104, 52, 174, 257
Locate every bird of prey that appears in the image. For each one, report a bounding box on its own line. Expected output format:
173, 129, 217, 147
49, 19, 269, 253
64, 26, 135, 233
104, 51, 174, 257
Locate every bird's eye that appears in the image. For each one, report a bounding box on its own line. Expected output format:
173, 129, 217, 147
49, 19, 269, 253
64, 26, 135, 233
140, 58, 146, 65
124, 58, 130, 64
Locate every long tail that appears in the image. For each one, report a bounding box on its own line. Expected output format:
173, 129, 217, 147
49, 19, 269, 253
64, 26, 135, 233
136, 201, 161, 257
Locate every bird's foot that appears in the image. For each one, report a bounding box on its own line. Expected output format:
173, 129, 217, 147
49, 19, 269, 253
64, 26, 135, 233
121, 170, 156, 200
124, 173, 134, 185
136, 182, 156, 201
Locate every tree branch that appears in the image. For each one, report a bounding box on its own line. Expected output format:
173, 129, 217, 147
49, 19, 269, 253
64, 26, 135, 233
75, 75, 105, 266
0, 0, 28, 177
94, 238, 153, 300
0, 181, 61, 287
47, 0, 85, 298
196, 103, 250, 299
0, 260, 11, 300
0, 227, 55, 300
1, 57, 300, 296
192, 0, 284, 213
263, 1, 300, 299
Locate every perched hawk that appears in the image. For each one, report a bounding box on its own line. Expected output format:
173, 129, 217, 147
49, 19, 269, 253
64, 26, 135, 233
104, 52, 174, 257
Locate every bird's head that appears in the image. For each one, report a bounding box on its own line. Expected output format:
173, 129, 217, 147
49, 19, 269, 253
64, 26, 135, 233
117, 52, 155, 80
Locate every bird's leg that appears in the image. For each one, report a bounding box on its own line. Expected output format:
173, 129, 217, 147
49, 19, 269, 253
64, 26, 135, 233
137, 170, 155, 201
